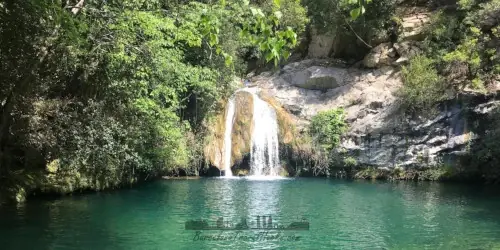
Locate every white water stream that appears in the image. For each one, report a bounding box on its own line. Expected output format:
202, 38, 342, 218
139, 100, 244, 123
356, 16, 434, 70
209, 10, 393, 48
222, 89, 281, 177
222, 97, 236, 177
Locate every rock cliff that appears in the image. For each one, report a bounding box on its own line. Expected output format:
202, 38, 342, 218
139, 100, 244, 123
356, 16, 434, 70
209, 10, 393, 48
204, 91, 254, 174
249, 58, 500, 170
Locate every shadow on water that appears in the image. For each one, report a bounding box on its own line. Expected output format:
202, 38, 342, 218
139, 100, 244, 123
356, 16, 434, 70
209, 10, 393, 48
346, 179, 500, 226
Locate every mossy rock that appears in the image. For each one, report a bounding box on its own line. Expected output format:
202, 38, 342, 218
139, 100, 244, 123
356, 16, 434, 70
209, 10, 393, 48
230, 92, 254, 167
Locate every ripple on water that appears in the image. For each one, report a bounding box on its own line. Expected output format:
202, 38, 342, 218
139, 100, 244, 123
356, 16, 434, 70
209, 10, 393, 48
1, 179, 500, 249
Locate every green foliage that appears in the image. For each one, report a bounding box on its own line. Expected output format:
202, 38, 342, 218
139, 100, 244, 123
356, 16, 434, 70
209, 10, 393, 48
421, 0, 500, 91
348, 0, 373, 20
304, 0, 391, 30
0, 0, 307, 201
421, 11, 464, 59
343, 156, 358, 168
309, 108, 348, 150
253, 0, 309, 35
302, 0, 396, 58
240, 5, 298, 65
399, 55, 445, 114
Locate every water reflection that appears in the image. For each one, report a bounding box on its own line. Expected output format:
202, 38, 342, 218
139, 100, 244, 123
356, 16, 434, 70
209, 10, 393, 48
1, 179, 500, 250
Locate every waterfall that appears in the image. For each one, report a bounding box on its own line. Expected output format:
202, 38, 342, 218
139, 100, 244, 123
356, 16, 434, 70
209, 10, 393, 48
249, 92, 281, 176
223, 97, 236, 177
222, 89, 281, 178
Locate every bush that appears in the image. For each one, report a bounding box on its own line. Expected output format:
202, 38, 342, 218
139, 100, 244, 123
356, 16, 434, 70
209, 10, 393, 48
343, 156, 358, 168
399, 55, 445, 114
420, 0, 500, 91
258, 0, 309, 35
309, 108, 347, 150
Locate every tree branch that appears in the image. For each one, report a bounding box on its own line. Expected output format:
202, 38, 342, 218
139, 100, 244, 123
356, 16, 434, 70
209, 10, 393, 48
344, 19, 373, 49
71, 0, 85, 15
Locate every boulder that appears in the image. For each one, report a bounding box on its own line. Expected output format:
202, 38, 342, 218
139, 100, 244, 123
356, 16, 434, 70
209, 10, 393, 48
252, 59, 401, 132
281, 66, 348, 90
393, 57, 409, 66
363, 43, 397, 68
393, 41, 422, 58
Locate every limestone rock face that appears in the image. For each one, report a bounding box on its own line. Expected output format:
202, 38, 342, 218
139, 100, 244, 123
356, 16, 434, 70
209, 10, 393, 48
229, 91, 254, 167
308, 27, 334, 58
280, 64, 348, 90
204, 91, 255, 171
400, 13, 430, 41
252, 59, 400, 131
393, 41, 422, 59
363, 43, 397, 68
250, 59, 498, 169
203, 106, 225, 169
340, 101, 483, 168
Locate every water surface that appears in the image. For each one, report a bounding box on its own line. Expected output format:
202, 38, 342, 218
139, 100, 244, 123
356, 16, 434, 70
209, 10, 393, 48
1, 178, 500, 249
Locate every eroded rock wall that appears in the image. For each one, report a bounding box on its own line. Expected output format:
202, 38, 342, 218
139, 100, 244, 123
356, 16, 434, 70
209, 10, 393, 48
230, 92, 254, 169
204, 91, 254, 172
249, 58, 499, 170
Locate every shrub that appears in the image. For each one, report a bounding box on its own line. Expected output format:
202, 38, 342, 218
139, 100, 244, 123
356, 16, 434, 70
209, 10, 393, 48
258, 0, 309, 35
399, 55, 445, 114
309, 108, 348, 150
420, 1, 500, 90
421, 11, 464, 59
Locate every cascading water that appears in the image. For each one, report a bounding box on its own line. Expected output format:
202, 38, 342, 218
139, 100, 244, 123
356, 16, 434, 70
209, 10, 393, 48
222, 97, 236, 177
249, 92, 281, 177
222, 89, 281, 178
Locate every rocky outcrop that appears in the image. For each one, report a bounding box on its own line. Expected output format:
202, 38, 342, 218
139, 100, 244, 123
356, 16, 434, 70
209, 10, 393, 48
204, 105, 226, 169
281, 64, 348, 90
399, 12, 430, 41
393, 41, 422, 65
308, 27, 334, 58
360, 10, 430, 68
249, 59, 499, 170
362, 43, 397, 68
251, 59, 400, 130
204, 92, 254, 171
341, 100, 478, 168
229, 91, 254, 168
